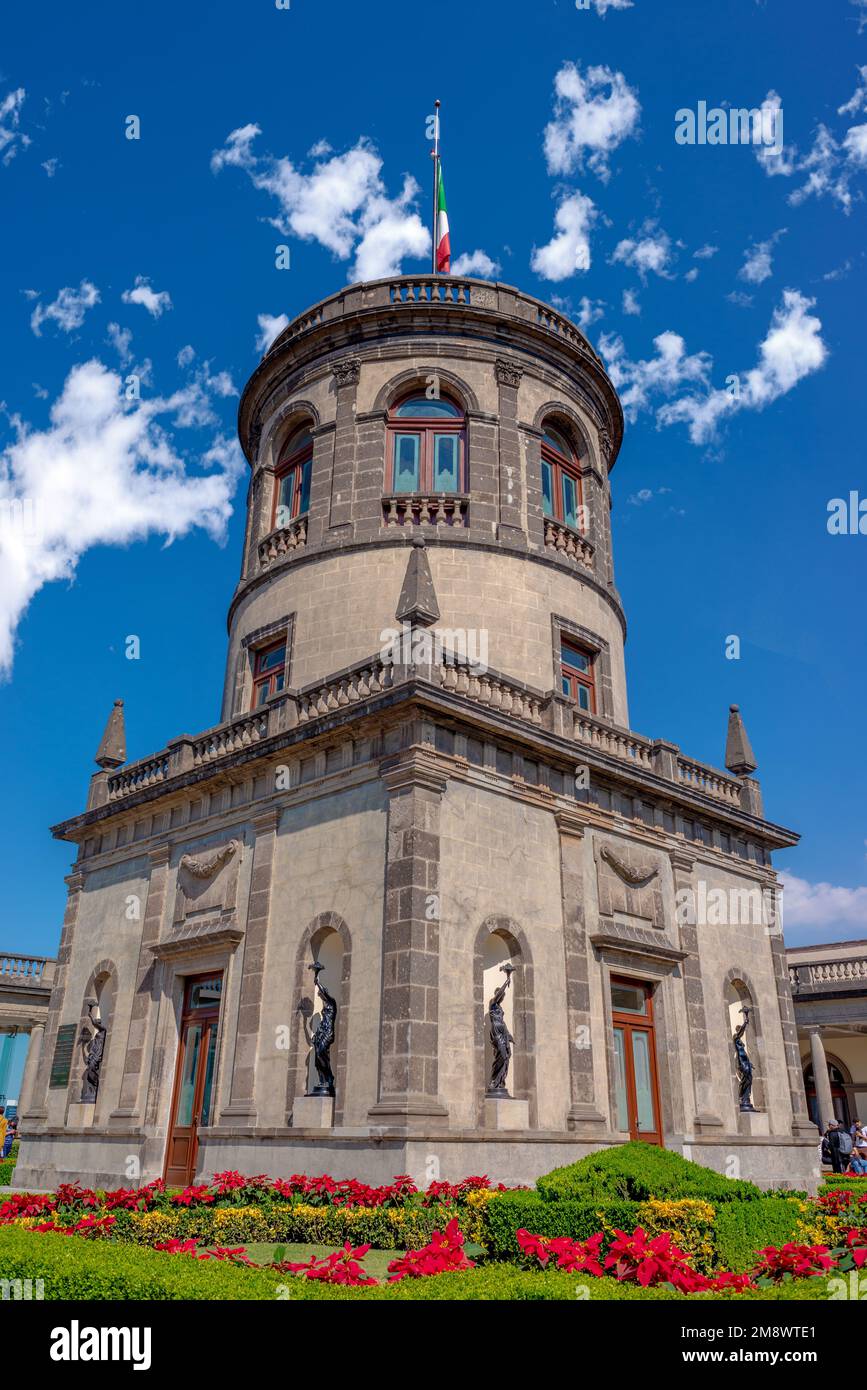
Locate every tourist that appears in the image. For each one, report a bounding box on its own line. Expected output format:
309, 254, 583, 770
827, 1120, 852, 1173
849, 1143, 867, 1175
1, 1118, 15, 1159
0, 1109, 7, 1161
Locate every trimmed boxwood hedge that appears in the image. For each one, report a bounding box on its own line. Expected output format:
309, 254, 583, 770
536, 1142, 764, 1204
0, 1227, 832, 1301
479, 1188, 802, 1271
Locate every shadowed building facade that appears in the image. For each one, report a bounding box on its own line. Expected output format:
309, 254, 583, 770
16, 275, 819, 1191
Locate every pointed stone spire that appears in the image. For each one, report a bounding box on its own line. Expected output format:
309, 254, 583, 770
725, 704, 757, 776
95, 699, 126, 769
396, 536, 440, 627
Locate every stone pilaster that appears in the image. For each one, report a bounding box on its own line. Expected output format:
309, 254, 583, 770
770, 931, 816, 1134
110, 845, 171, 1123
27, 870, 84, 1121
17, 1020, 45, 1124
368, 751, 449, 1125
220, 808, 280, 1122
555, 809, 606, 1132
670, 848, 724, 1132
328, 357, 361, 533
495, 358, 525, 541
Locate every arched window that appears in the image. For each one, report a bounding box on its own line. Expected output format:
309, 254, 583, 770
273, 425, 313, 529
541, 423, 584, 531
387, 394, 466, 494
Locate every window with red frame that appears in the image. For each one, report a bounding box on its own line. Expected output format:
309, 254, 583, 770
273, 426, 313, 528
386, 394, 466, 493
560, 638, 596, 712
541, 424, 584, 531
251, 640, 286, 707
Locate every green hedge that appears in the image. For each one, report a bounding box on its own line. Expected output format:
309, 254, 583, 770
536, 1142, 763, 1204
479, 1188, 802, 1272
0, 1141, 19, 1187
0, 1226, 287, 1300
0, 1228, 832, 1301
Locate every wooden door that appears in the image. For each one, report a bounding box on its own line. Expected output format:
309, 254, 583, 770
611, 976, 663, 1146
164, 974, 223, 1187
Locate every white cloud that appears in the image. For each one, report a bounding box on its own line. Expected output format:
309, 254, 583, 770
212, 127, 429, 281
450, 249, 501, 279
738, 228, 787, 285
255, 313, 290, 354
589, 0, 634, 11
780, 872, 867, 936
657, 289, 827, 443
575, 295, 605, 329
755, 79, 867, 212
543, 62, 640, 182
610, 223, 673, 280
838, 65, 867, 117
30, 280, 100, 337
177, 344, 195, 368
531, 192, 598, 280
599, 328, 711, 419
693, 244, 719, 260
106, 323, 133, 366
684, 267, 699, 283
754, 92, 795, 178
0, 360, 243, 675
0, 88, 28, 166
852, 0, 867, 31
41, 157, 59, 178
622, 287, 641, 315
121, 275, 173, 318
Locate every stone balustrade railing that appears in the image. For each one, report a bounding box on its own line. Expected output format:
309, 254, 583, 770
676, 755, 742, 807
382, 493, 469, 528
0, 955, 51, 981
543, 520, 594, 569
97, 649, 749, 822
191, 709, 271, 767
389, 278, 473, 306
573, 712, 653, 767
789, 958, 867, 992
436, 661, 544, 724
259, 517, 308, 567
296, 658, 396, 723
106, 752, 171, 801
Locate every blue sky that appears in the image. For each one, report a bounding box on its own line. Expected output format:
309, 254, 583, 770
1, 0, 866, 1004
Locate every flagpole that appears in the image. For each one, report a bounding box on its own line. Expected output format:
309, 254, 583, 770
431, 99, 440, 276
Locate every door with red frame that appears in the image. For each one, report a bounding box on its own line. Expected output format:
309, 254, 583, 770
610, 976, 664, 1146
164, 973, 223, 1187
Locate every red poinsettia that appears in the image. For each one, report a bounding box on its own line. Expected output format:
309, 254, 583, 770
386, 1219, 475, 1281
516, 1228, 605, 1276
279, 1241, 377, 1286
604, 1227, 701, 1291
751, 1242, 833, 1283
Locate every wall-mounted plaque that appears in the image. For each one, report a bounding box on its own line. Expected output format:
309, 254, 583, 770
49, 1024, 77, 1089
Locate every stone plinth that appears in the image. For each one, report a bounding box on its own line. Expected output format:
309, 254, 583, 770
484, 1096, 529, 1131
737, 1109, 770, 1137
292, 1095, 334, 1129
67, 1102, 96, 1129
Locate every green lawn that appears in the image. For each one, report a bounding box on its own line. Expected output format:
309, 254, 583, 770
212, 1241, 404, 1281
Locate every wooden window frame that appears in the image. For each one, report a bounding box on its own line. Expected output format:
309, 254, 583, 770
251, 639, 287, 708
272, 430, 313, 530
386, 395, 467, 494
541, 427, 584, 531
560, 636, 596, 713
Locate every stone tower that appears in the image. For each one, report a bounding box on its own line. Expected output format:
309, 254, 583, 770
16, 275, 818, 1192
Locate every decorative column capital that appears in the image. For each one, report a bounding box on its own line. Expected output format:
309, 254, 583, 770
669, 847, 695, 877
495, 358, 523, 389
332, 356, 361, 388
554, 807, 587, 840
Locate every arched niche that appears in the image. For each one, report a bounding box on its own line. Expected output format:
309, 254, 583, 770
473, 918, 536, 1125
723, 971, 765, 1116
286, 913, 352, 1125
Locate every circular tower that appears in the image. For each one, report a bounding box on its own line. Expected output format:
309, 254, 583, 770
226, 275, 625, 728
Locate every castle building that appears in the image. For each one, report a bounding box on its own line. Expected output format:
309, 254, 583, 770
16, 275, 819, 1191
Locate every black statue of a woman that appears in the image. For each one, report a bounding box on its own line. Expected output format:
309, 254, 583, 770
732, 1006, 757, 1112
307, 962, 337, 1098
81, 999, 107, 1104
486, 963, 516, 1097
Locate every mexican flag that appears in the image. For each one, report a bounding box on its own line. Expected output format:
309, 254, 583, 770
435, 161, 450, 273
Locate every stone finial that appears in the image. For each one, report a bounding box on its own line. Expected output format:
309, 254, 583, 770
95, 699, 126, 770
725, 704, 757, 776
396, 536, 440, 627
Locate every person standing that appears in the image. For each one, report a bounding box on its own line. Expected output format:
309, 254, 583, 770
827, 1120, 852, 1174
